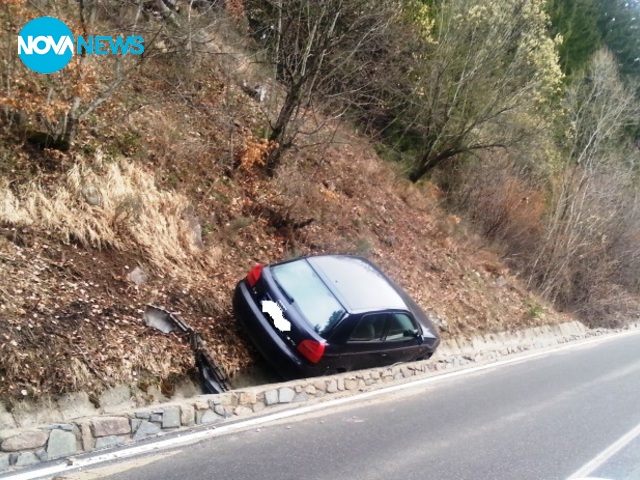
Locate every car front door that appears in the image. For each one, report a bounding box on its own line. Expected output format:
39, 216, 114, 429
380, 311, 424, 364
326, 312, 390, 371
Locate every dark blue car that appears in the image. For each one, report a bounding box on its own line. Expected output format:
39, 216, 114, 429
233, 255, 440, 378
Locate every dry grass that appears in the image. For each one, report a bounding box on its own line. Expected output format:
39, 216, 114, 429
0, 154, 219, 284
578, 283, 640, 329
0, 230, 197, 399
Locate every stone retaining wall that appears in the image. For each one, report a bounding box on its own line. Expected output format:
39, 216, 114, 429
0, 320, 616, 473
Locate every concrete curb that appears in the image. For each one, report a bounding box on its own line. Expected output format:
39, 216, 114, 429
0, 320, 634, 474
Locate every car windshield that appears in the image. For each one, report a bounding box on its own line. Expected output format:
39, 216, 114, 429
271, 259, 346, 338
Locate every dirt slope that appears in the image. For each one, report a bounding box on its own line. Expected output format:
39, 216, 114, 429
0, 12, 571, 403
0, 121, 571, 403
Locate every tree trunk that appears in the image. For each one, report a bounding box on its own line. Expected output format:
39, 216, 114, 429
265, 83, 302, 174
409, 149, 455, 182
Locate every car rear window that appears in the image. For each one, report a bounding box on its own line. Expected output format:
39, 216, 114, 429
271, 259, 346, 338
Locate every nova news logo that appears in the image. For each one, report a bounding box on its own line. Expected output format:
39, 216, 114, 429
18, 16, 144, 74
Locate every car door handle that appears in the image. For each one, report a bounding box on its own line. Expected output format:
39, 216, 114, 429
380, 353, 387, 357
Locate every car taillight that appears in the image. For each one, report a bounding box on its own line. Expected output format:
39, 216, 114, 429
246, 264, 264, 288
297, 339, 325, 364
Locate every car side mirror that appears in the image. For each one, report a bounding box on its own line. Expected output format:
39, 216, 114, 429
405, 330, 423, 344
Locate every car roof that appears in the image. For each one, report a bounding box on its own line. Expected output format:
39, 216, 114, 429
305, 255, 408, 313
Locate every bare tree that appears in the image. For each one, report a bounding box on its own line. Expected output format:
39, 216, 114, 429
527, 49, 640, 308
245, 0, 400, 174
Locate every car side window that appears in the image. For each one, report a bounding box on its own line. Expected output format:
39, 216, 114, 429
348, 313, 387, 342
385, 313, 418, 342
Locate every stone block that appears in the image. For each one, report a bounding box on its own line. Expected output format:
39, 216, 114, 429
337, 377, 345, 391
239, 392, 257, 406
326, 380, 338, 393
35, 448, 48, 462
252, 402, 266, 413
47, 424, 74, 432
162, 406, 181, 429
214, 405, 231, 418
181, 405, 195, 427
313, 380, 326, 392
0, 453, 10, 470
1, 430, 48, 451
132, 421, 161, 441
80, 421, 94, 452
217, 393, 238, 407
130, 418, 142, 432
264, 390, 279, 406
304, 385, 317, 395
95, 435, 127, 449
294, 393, 308, 403
344, 378, 358, 391
12, 452, 39, 467
47, 429, 77, 459
91, 417, 131, 437
150, 414, 162, 423
234, 406, 252, 416
135, 411, 151, 419
278, 388, 295, 404
196, 410, 221, 425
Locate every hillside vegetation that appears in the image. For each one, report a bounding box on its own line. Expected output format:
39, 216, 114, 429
0, 0, 639, 403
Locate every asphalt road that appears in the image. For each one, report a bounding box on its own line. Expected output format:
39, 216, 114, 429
65, 332, 640, 480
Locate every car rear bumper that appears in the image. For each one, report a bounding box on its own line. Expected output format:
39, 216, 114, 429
233, 280, 319, 379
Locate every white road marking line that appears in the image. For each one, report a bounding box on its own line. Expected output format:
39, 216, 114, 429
2, 329, 639, 480
568, 420, 640, 479
571, 478, 613, 480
